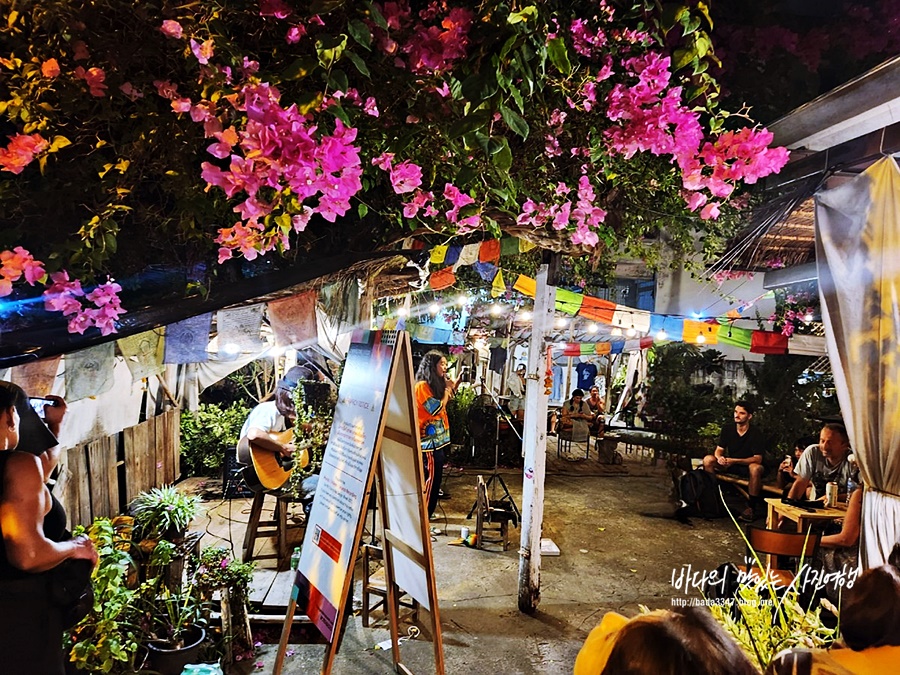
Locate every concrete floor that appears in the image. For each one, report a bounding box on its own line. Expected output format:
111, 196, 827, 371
231, 449, 745, 674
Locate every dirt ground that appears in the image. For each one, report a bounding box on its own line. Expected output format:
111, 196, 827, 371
234, 448, 747, 674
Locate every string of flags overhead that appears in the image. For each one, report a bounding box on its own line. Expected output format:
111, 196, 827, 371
425, 236, 825, 357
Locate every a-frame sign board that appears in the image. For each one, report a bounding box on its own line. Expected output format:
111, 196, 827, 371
273, 330, 444, 675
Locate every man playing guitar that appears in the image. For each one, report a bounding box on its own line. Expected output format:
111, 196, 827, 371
238, 365, 315, 491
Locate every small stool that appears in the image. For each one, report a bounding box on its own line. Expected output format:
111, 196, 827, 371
242, 490, 304, 566
361, 544, 419, 627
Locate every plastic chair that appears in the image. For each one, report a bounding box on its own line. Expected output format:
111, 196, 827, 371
557, 419, 591, 459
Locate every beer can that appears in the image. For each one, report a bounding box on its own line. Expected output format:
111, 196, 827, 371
825, 481, 838, 507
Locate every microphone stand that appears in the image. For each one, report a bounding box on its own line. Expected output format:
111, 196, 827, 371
466, 386, 520, 521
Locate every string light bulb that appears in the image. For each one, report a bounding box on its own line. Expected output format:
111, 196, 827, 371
587, 323, 598, 334
490, 303, 503, 316
696, 333, 706, 344
397, 306, 409, 318
611, 327, 623, 337
519, 310, 532, 321
555, 317, 568, 328
429, 302, 440, 315
656, 329, 667, 341
626, 325, 637, 337
804, 312, 814, 322
456, 294, 468, 306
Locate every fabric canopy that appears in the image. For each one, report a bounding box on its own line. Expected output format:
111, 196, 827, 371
816, 156, 900, 569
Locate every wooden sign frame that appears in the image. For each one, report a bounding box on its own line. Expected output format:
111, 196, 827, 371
273, 330, 444, 674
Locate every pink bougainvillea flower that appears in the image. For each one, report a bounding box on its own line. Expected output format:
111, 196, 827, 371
363, 97, 379, 117
259, 0, 293, 19
402, 190, 434, 218
0, 133, 49, 174
160, 20, 183, 39
207, 127, 239, 159
286, 25, 305, 44
74, 66, 108, 97
190, 38, 215, 65
700, 202, 721, 220
119, 82, 144, 101
171, 98, 192, 113
371, 152, 394, 170
389, 161, 423, 194
153, 79, 178, 99
685, 191, 707, 212
292, 206, 314, 232
41, 58, 60, 78
72, 41, 90, 61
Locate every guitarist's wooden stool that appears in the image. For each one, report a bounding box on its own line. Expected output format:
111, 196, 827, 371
242, 490, 304, 566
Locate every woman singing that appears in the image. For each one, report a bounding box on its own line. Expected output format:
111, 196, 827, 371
414, 351, 462, 519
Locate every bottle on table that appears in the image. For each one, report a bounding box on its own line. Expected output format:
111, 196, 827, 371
290, 546, 302, 570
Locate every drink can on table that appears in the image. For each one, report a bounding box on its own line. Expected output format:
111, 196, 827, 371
825, 481, 838, 507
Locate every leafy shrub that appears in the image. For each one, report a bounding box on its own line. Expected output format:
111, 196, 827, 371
179, 402, 250, 477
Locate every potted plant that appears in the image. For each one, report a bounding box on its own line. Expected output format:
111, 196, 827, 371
66, 517, 145, 674
130, 485, 200, 542
192, 547, 256, 663
142, 586, 209, 675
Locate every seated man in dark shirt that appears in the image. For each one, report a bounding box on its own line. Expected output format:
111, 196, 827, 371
702, 400, 766, 522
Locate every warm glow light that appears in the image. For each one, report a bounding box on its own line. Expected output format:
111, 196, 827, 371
656, 329, 667, 341
456, 294, 468, 306
626, 326, 637, 337
397, 306, 409, 317
696, 333, 706, 344
611, 327, 623, 337
804, 312, 814, 322
587, 323, 598, 334
429, 302, 440, 314
490, 304, 503, 316
691, 312, 701, 319
221, 342, 240, 354
555, 317, 568, 328
519, 310, 532, 321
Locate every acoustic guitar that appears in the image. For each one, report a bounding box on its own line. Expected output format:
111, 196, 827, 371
242, 429, 310, 492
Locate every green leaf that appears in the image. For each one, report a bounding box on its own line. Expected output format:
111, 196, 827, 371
460, 71, 498, 102
345, 50, 370, 78
282, 56, 318, 80
308, 0, 347, 15
491, 137, 512, 172
315, 34, 347, 70
328, 103, 350, 125
499, 35, 520, 61
680, 14, 702, 36
660, 4, 688, 32
546, 37, 571, 75
364, 1, 388, 30
347, 19, 372, 49
672, 48, 694, 71
693, 34, 712, 59
696, 1, 714, 29
507, 6, 537, 25
327, 68, 349, 93
297, 91, 324, 114
275, 212, 292, 235
509, 85, 525, 114
357, 203, 369, 219
447, 109, 491, 139
49, 135, 71, 152
500, 104, 529, 139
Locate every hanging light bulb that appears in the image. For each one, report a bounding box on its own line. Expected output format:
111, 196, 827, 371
519, 310, 532, 321
804, 312, 814, 323
397, 306, 409, 318
555, 317, 568, 328
456, 294, 468, 306
626, 326, 637, 337
429, 302, 440, 314
611, 327, 623, 337
490, 303, 503, 316
587, 323, 598, 334
696, 333, 706, 344
656, 329, 667, 341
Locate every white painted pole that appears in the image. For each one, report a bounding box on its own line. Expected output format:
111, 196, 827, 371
517, 260, 555, 613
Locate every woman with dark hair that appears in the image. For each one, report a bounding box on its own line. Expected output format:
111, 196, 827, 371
0, 381, 98, 674
768, 557, 900, 674
574, 607, 758, 675
415, 351, 461, 519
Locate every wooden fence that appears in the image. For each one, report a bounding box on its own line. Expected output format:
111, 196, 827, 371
56, 409, 180, 528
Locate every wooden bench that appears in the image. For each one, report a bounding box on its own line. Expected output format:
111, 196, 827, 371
715, 473, 783, 500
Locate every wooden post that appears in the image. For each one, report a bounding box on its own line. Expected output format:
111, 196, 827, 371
517, 257, 555, 613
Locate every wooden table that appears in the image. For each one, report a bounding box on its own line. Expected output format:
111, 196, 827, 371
765, 497, 848, 532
